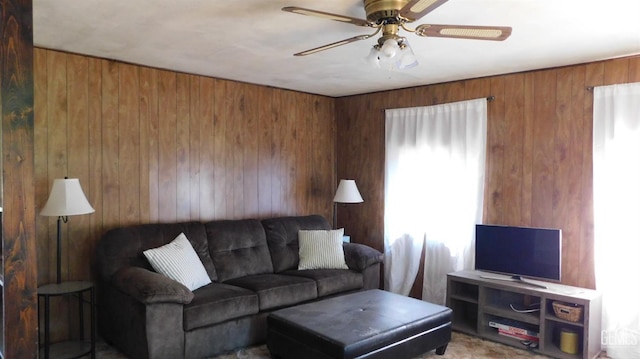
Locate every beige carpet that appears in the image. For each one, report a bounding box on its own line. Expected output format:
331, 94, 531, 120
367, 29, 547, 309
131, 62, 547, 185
212, 332, 549, 359
97, 331, 609, 358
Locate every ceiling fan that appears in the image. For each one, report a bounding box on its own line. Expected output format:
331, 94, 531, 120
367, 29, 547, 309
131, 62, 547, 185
282, 0, 512, 69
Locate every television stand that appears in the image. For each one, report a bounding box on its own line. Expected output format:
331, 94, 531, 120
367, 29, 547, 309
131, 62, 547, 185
447, 270, 602, 359
479, 274, 548, 289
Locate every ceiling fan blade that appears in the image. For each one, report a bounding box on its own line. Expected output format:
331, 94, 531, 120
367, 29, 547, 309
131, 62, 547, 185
399, 0, 449, 21
415, 24, 512, 41
293, 35, 372, 56
282, 6, 372, 27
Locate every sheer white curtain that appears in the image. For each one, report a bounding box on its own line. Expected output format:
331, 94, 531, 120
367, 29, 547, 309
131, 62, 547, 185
384, 98, 487, 303
593, 82, 640, 359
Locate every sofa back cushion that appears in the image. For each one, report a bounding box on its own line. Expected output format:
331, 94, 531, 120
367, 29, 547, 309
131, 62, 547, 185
204, 219, 274, 282
261, 215, 331, 273
96, 222, 217, 282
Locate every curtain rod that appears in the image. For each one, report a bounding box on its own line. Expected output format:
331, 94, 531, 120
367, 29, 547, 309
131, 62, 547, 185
382, 96, 496, 113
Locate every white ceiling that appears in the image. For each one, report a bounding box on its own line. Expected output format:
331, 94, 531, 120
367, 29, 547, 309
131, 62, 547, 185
34, 0, 640, 97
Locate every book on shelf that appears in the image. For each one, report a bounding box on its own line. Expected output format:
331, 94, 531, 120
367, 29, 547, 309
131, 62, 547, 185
488, 318, 539, 338
498, 328, 540, 342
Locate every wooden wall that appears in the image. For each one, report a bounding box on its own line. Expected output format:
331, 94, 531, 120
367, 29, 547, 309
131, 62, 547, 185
336, 55, 640, 292
33, 48, 336, 284
26, 45, 640, 342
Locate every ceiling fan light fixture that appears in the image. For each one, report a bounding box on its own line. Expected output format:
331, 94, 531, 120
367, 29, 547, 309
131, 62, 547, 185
365, 47, 382, 68
396, 41, 419, 69
367, 38, 418, 71
380, 38, 400, 58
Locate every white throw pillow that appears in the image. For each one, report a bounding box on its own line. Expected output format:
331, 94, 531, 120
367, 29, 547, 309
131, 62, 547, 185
298, 228, 349, 270
143, 233, 212, 291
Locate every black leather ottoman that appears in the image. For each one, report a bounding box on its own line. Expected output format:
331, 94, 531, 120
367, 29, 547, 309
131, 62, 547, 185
267, 289, 452, 359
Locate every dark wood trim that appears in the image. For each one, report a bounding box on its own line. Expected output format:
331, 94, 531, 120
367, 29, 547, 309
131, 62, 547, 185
2, 0, 39, 357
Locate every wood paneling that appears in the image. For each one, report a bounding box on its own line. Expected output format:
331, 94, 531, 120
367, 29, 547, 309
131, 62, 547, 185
26, 44, 640, 343
2, 0, 39, 357
33, 48, 336, 339
34, 48, 336, 277
336, 55, 640, 294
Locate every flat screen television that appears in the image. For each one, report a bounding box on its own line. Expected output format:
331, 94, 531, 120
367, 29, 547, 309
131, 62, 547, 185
475, 224, 562, 288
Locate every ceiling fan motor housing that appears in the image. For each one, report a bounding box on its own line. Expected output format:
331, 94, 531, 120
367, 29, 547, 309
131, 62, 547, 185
364, 0, 409, 23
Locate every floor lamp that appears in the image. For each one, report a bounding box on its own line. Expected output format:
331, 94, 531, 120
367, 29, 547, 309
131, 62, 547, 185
333, 179, 364, 229
40, 178, 95, 284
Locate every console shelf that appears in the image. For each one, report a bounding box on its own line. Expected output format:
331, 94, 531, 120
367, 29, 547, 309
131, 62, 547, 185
447, 270, 602, 359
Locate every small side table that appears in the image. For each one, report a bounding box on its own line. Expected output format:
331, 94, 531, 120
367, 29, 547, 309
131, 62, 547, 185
38, 281, 96, 359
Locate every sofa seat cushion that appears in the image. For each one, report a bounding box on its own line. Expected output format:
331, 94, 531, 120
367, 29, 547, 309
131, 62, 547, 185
225, 274, 317, 311
284, 269, 363, 297
184, 283, 259, 331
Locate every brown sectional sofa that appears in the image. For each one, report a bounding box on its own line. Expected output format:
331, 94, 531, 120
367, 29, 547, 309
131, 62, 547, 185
95, 215, 383, 359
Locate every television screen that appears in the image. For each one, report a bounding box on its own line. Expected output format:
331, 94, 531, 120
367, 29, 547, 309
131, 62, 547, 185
475, 224, 562, 282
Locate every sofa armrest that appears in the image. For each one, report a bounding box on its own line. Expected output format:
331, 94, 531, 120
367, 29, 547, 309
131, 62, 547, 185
112, 267, 194, 305
343, 243, 384, 272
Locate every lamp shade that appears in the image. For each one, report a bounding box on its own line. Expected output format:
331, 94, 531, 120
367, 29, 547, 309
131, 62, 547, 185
333, 179, 364, 203
41, 178, 95, 216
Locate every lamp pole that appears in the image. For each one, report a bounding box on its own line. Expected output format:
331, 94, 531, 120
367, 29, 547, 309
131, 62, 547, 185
55, 216, 68, 284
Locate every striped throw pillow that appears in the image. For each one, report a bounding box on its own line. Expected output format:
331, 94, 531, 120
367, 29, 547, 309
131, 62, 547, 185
143, 232, 212, 291
298, 228, 349, 270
